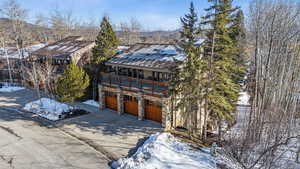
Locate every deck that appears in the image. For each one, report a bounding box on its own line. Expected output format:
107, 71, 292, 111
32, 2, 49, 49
100, 72, 169, 96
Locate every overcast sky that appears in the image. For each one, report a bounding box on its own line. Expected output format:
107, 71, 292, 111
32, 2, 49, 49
17, 0, 250, 31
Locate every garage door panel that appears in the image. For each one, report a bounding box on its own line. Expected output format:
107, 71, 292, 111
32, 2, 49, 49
105, 96, 117, 111
124, 101, 138, 116
145, 104, 162, 123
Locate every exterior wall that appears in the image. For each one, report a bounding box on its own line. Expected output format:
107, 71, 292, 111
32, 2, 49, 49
171, 94, 205, 135
98, 85, 205, 135
99, 85, 168, 127
143, 70, 152, 79
71, 42, 95, 65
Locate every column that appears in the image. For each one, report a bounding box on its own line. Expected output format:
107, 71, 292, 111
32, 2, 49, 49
138, 93, 144, 120
162, 98, 172, 130
117, 88, 124, 115
98, 84, 105, 110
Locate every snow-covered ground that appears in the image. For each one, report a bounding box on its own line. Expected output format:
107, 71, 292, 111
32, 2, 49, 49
0, 86, 25, 92
237, 91, 250, 106
0, 83, 25, 92
82, 100, 99, 108
227, 92, 300, 169
0, 43, 45, 59
112, 133, 217, 169
23, 98, 72, 121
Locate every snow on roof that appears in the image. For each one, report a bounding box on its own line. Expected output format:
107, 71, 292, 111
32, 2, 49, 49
107, 43, 185, 70
0, 43, 46, 59
31, 36, 94, 58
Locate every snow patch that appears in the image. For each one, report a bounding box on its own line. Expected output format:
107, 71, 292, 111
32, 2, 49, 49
237, 92, 250, 105
23, 98, 72, 121
82, 100, 99, 108
0, 83, 25, 92
0, 86, 25, 92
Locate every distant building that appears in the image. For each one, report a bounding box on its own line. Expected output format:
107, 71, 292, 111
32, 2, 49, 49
29, 36, 95, 71
0, 44, 45, 82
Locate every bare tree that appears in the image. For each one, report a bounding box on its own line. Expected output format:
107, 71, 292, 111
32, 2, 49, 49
118, 17, 142, 45
49, 7, 76, 41
1, 0, 30, 86
225, 1, 300, 168
34, 13, 50, 43
0, 23, 13, 84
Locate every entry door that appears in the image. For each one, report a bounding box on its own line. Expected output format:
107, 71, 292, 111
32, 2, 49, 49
124, 95, 138, 116
145, 100, 162, 123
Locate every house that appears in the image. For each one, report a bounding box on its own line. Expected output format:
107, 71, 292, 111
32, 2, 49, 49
0, 44, 45, 82
98, 43, 204, 132
29, 36, 95, 72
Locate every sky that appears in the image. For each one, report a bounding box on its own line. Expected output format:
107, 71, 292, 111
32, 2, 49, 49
15, 0, 250, 31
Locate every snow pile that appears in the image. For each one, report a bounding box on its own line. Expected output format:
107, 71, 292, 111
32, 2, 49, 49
237, 92, 250, 105
23, 98, 72, 121
112, 133, 216, 169
83, 100, 99, 108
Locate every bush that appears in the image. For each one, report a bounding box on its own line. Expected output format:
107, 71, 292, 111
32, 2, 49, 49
56, 62, 90, 102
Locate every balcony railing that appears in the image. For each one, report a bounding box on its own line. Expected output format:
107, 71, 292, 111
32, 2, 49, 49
100, 72, 169, 96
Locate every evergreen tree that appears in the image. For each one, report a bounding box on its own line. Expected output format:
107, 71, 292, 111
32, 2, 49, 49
56, 62, 90, 102
180, 2, 199, 47
171, 2, 206, 137
92, 16, 119, 64
201, 0, 241, 129
230, 9, 247, 83
88, 16, 119, 99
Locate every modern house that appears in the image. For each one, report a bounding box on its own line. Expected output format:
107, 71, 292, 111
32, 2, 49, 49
98, 43, 203, 130
29, 36, 95, 71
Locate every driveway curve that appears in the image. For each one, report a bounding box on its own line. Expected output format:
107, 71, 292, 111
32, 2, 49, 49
0, 108, 110, 169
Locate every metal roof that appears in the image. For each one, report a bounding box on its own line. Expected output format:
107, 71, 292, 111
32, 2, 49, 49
106, 43, 185, 70
31, 36, 94, 59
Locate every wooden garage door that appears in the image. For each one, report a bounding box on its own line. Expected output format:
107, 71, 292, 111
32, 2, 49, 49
145, 100, 162, 123
105, 91, 117, 111
124, 95, 138, 116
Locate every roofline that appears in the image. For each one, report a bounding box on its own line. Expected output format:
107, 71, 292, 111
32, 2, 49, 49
105, 62, 171, 73
134, 42, 175, 46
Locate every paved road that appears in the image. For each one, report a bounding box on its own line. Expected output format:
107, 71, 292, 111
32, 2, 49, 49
0, 108, 110, 169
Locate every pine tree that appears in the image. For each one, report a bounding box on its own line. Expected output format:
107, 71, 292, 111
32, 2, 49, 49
88, 16, 119, 99
180, 2, 199, 47
230, 9, 246, 83
92, 16, 119, 64
171, 2, 206, 137
56, 62, 90, 102
201, 0, 241, 133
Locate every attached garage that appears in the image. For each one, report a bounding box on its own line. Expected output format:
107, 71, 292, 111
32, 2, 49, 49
145, 100, 162, 123
105, 91, 117, 111
124, 95, 138, 116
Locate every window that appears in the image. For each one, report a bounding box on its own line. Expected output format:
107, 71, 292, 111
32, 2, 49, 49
124, 95, 138, 102
105, 91, 116, 97
145, 100, 162, 107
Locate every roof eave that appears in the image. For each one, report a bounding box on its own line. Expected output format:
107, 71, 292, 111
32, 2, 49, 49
105, 62, 171, 73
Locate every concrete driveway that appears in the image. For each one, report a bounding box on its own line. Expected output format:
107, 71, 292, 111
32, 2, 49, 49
57, 107, 163, 160
0, 107, 109, 169
0, 88, 163, 168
